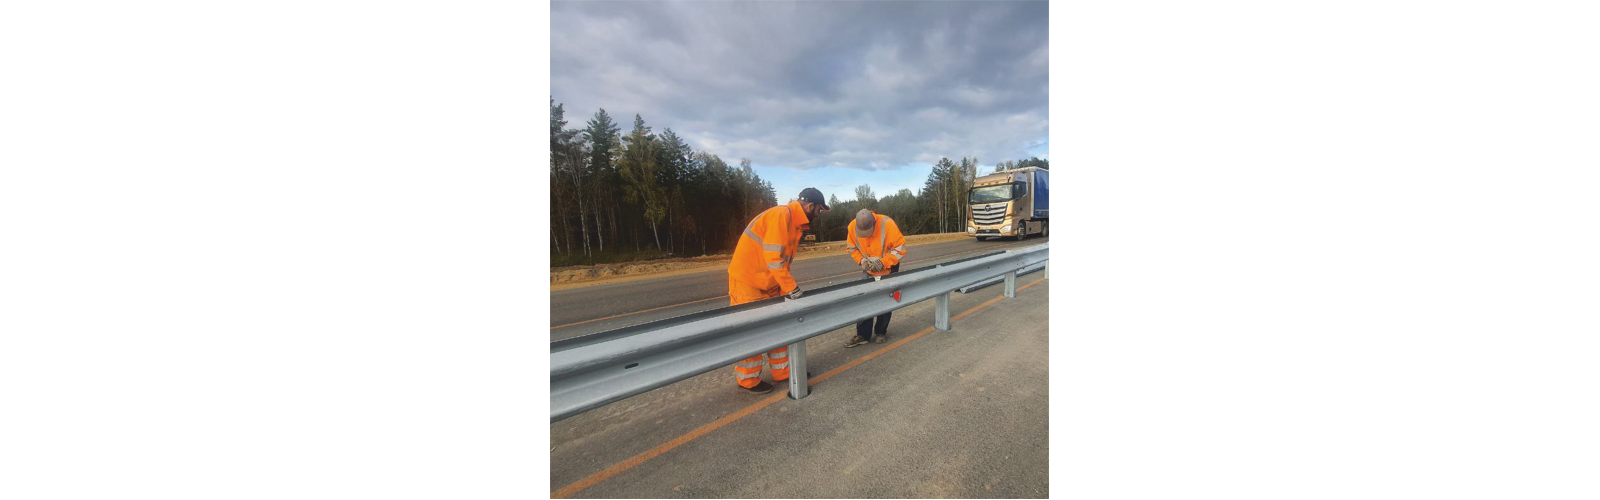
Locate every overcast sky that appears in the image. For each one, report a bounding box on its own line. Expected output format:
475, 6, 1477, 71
551, 0, 1048, 203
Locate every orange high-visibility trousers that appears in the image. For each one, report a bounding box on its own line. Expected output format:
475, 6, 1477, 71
729, 277, 790, 388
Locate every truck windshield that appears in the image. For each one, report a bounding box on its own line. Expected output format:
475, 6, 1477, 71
969, 183, 1019, 204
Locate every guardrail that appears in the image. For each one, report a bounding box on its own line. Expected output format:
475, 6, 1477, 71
550, 242, 1049, 422
958, 261, 1048, 294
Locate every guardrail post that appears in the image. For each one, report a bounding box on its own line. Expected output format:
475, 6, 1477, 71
934, 292, 951, 330
787, 340, 809, 399
1044, 260, 1049, 279
1004, 271, 1017, 298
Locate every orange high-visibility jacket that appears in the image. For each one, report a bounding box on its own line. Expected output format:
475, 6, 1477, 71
847, 212, 907, 277
728, 200, 810, 294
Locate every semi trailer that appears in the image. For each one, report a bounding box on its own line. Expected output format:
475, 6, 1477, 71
966, 167, 1049, 240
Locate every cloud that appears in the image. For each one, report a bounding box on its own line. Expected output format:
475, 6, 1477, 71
551, 0, 1048, 171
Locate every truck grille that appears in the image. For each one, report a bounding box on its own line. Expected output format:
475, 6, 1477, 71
971, 203, 1007, 225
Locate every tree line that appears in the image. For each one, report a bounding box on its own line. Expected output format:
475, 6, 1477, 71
551, 97, 1047, 265
808, 155, 1045, 243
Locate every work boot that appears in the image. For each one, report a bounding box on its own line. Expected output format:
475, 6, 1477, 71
845, 335, 870, 348
873, 333, 888, 344
743, 381, 774, 394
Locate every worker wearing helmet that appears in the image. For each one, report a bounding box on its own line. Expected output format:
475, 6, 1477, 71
844, 208, 907, 347
727, 187, 829, 394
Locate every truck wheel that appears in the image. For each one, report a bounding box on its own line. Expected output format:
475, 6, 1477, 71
1015, 222, 1028, 241
1042, 220, 1049, 237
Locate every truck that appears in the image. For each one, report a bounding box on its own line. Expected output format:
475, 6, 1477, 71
966, 166, 1048, 240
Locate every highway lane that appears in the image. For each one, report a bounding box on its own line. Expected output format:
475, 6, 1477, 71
549, 235, 1048, 342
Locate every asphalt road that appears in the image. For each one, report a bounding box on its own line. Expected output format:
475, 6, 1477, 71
550, 274, 1050, 498
550, 235, 1049, 342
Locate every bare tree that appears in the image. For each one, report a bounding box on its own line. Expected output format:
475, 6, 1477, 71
855, 184, 875, 207
560, 141, 592, 256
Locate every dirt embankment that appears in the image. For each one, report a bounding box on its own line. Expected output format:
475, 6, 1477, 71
550, 232, 972, 290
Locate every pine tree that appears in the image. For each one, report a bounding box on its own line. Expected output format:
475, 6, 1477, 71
655, 128, 691, 254
583, 109, 621, 253
923, 158, 957, 234
550, 98, 571, 254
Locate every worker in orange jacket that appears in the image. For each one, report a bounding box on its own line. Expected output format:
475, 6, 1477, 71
727, 187, 829, 393
844, 208, 907, 347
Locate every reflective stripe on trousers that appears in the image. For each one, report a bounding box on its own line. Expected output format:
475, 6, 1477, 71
728, 274, 793, 388
732, 346, 791, 388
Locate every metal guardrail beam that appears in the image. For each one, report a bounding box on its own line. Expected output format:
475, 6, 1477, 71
958, 262, 1047, 293
550, 243, 1049, 422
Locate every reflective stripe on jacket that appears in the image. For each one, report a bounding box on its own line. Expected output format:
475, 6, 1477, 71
728, 200, 810, 294
846, 213, 907, 277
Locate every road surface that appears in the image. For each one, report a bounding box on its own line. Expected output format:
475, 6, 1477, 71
550, 235, 1049, 342
550, 272, 1050, 498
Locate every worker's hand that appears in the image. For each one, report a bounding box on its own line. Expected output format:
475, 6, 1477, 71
859, 259, 872, 272
787, 286, 803, 300
869, 260, 885, 272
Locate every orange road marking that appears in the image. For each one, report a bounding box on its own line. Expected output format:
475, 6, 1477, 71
812, 276, 1044, 384
550, 391, 788, 499
551, 276, 1048, 498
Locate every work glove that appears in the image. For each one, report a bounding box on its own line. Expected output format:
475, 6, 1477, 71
859, 259, 872, 272
787, 286, 803, 300
868, 259, 885, 273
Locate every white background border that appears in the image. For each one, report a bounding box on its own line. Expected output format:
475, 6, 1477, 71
2, 0, 1597, 498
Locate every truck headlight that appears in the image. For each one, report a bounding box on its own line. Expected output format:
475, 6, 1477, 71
967, 226, 975, 233
1001, 225, 1011, 233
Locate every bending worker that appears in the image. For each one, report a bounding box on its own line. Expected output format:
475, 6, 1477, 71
727, 187, 830, 394
844, 208, 907, 347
